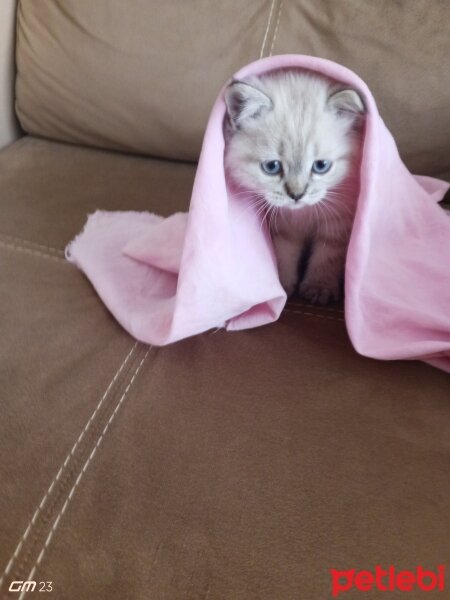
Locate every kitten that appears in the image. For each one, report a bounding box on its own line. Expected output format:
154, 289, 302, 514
224, 70, 365, 304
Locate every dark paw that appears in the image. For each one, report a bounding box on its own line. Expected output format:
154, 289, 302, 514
298, 281, 341, 305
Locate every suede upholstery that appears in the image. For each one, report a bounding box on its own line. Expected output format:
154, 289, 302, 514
16, 0, 450, 174
1, 2, 449, 599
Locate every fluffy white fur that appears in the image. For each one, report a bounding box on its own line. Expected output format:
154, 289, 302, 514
224, 70, 365, 304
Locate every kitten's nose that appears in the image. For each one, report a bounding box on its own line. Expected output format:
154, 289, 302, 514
285, 183, 307, 202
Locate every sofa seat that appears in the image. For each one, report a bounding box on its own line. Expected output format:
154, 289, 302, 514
0, 136, 449, 599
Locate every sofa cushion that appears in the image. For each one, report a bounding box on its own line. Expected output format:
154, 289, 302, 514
6, 318, 450, 599
0, 137, 449, 598
0, 136, 195, 249
15, 0, 273, 162
16, 0, 450, 176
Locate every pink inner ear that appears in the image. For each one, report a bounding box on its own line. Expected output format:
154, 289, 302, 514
226, 81, 272, 125
329, 89, 365, 114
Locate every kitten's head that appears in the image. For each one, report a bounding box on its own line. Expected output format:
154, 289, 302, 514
224, 71, 365, 209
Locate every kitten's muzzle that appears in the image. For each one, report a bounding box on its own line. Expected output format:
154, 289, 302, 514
285, 183, 308, 202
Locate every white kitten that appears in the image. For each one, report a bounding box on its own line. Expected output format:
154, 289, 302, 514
224, 70, 365, 304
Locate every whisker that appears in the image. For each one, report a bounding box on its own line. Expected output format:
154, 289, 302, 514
323, 198, 355, 218
271, 206, 280, 235
260, 203, 272, 233
269, 205, 277, 234
233, 195, 267, 221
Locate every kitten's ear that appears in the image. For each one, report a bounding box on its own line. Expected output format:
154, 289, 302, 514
328, 89, 365, 115
224, 80, 272, 128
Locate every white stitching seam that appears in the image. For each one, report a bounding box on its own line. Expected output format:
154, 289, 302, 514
283, 307, 345, 322
269, 0, 283, 56
285, 302, 344, 315
0, 342, 138, 591
0, 239, 66, 264
17, 346, 151, 600
0, 234, 64, 256
259, 0, 276, 59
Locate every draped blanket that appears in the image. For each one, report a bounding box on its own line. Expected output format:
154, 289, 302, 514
66, 55, 450, 372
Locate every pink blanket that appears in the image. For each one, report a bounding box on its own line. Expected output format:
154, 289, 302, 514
66, 55, 450, 372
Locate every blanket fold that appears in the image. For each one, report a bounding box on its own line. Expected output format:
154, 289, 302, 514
66, 55, 450, 372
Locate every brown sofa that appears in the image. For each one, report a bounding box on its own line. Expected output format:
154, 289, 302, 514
1, 2, 449, 599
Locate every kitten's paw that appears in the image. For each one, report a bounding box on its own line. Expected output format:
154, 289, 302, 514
280, 275, 297, 298
275, 255, 300, 297
298, 280, 341, 305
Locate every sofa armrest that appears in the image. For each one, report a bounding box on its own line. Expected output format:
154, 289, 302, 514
0, 0, 21, 150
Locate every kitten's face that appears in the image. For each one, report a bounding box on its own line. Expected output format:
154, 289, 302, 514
224, 72, 364, 209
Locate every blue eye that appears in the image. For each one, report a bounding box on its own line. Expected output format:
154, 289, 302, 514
312, 160, 332, 174
261, 160, 283, 175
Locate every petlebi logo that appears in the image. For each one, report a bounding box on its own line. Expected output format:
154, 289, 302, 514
330, 565, 445, 596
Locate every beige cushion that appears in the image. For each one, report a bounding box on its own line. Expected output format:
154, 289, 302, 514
16, 0, 273, 161
16, 0, 450, 175
1, 137, 449, 599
